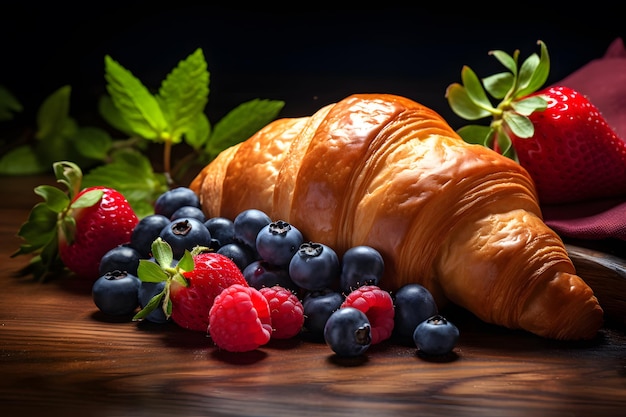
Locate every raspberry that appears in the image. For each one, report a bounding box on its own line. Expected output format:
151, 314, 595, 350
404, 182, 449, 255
260, 286, 305, 339
208, 284, 273, 352
341, 285, 395, 344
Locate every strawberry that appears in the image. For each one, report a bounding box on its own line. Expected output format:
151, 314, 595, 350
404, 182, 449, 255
446, 40, 626, 205
12, 161, 138, 281
133, 239, 248, 332
58, 186, 138, 279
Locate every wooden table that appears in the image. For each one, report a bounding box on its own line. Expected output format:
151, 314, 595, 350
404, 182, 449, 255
1, 175, 625, 417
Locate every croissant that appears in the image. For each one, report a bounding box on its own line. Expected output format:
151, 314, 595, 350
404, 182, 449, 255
189, 93, 604, 340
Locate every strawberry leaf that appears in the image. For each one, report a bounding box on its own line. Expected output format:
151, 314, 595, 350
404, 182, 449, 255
53, 161, 83, 199
483, 72, 514, 99
151, 237, 174, 271
489, 49, 517, 74
461, 66, 494, 111
502, 112, 534, 138
511, 95, 547, 116
12, 203, 58, 256
456, 125, 493, 147
177, 251, 195, 272
137, 259, 169, 283
70, 189, 104, 209
34, 185, 70, 212
446, 83, 491, 120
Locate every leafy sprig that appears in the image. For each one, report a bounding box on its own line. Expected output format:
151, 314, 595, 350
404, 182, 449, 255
1, 48, 285, 218
445, 40, 550, 161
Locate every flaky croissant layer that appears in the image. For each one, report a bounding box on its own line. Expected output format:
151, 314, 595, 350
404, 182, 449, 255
190, 93, 604, 340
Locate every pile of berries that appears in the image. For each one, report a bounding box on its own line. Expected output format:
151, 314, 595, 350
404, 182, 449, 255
91, 186, 460, 357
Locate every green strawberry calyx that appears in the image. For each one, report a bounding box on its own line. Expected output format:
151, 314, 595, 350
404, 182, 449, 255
132, 238, 209, 322
445, 40, 551, 161
12, 160, 103, 281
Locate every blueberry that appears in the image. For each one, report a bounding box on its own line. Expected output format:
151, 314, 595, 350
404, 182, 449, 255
340, 245, 384, 293
92, 270, 141, 316
413, 314, 459, 356
159, 217, 212, 259
302, 289, 345, 338
289, 242, 340, 291
393, 283, 439, 338
138, 281, 169, 323
154, 187, 201, 218
233, 209, 271, 251
256, 220, 304, 266
243, 260, 298, 292
204, 217, 236, 246
217, 242, 255, 271
99, 244, 143, 277
324, 307, 372, 357
130, 214, 171, 257
170, 205, 206, 222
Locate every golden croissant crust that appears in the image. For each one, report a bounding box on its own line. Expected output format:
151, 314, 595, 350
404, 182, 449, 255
189, 93, 604, 340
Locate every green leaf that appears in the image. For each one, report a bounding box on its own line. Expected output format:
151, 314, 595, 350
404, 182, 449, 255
158, 48, 210, 143
132, 290, 165, 320
52, 161, 83, 198
517, 52, 540, 92
489, 49, 517, 74
104, 55, 167, 140
0, 85, 23, 121
12, 202, 59, 256
71, 126, 113, 160
446, 83, 492, 121
502, 111, 534, 138
151, 238, 174, 270
71, 189, 104, 209
34, 185, 70, 212
206, 98, 285, 156
35, 85, 72, 141
98, 95, 135, 136
137, 259, 169, 283
495, 129, 516, 160
483, 72, 514, 100
460, 66, 494, 110
511, 95, 548, 116
456, 125, 493, 147
0, 145, 47, 175
177, 250, 195, 272
183, 111, 211, 150
82, 150, 167, 218
517, 40, 550, 98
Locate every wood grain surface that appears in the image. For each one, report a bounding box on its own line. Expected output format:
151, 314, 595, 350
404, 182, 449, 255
1, 175, 625, 417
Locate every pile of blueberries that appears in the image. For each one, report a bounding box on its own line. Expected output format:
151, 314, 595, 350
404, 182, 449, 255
92, 186, 460, 357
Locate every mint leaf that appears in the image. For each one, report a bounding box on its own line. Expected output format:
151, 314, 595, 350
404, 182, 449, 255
82, 150, 167, 218
71, 126, 113, 160
207, 98, 285, 156
0, 145, 46, 175
158, 48, 209, 144
0, 85, 23, 121
36, 85, 72, 141
183, 111, 211, 150
98, 94, 135, 136
104, 55, 167, 140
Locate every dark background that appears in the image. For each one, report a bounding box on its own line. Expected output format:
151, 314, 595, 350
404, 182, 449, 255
1, 4, 624, 132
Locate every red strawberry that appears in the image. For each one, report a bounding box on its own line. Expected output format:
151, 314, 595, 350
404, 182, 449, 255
58, 186, 138, 279
12, 161, 138, 281
507, 86, 626, 204
446, 40, 626, 205
169, 252, 248, 332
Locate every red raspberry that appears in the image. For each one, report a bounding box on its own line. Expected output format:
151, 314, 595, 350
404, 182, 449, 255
208, 284, 273, 352
341, 285, 395, 344
259, 286, 305, 339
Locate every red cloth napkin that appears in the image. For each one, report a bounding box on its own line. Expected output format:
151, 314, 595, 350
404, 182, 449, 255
540, 38, 626, 242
